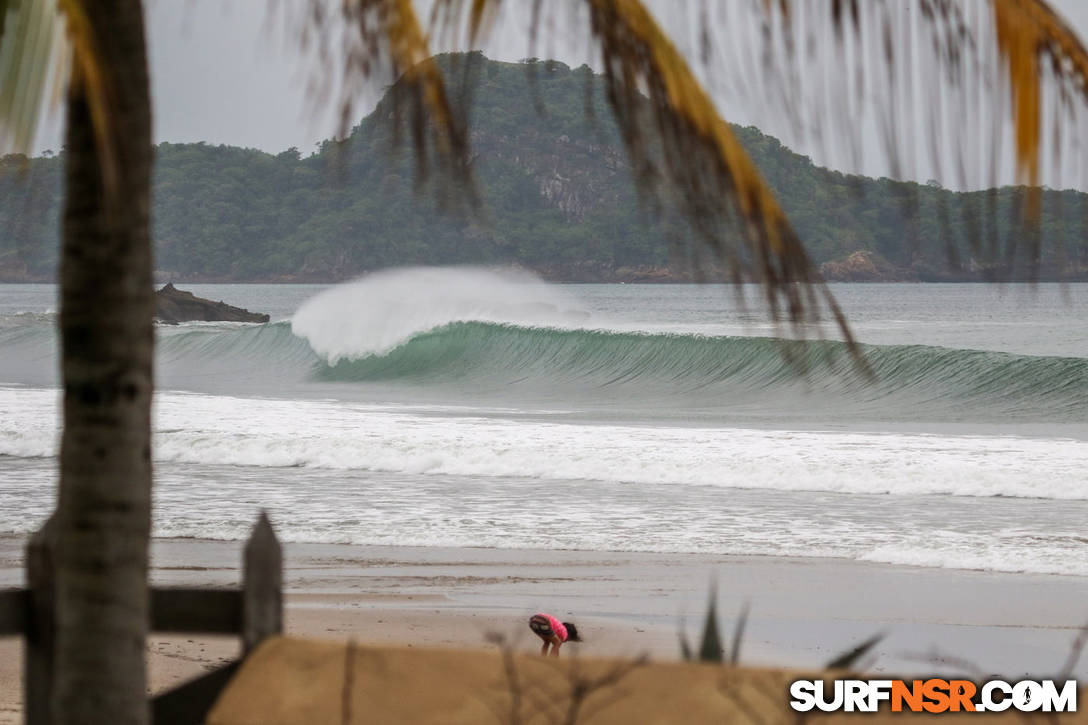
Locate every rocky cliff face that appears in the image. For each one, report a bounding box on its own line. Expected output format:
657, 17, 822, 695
820, 251, 918, 282
531, 135, 628, 222
472, 127, 629, 223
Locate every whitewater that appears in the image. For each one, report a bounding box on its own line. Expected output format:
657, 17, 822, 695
1, 269, 1087, 576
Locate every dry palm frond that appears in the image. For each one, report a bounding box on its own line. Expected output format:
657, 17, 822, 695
265, 0, 1088, 346
988, 0, 1088, 268
729, 0, 1088, 280
312, 0, 859, 354
584, 0, 856, 355
429, 0, 504, 49
0, 0, 63, 154
7, 0, 1087, 337
364, 0, 468, 160
0, 0, 124, 204
320, 0, 1088, 336
733, 0, 1088, 187
56, 0, 122, 200
992, 0, 1088, 189
301, 0, 471, 186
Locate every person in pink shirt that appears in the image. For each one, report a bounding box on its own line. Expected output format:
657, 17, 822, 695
528, 613, 581, 656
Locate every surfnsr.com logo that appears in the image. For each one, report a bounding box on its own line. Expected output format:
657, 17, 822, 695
789, 679, 1078, 713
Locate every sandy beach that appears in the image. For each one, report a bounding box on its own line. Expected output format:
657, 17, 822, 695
1, 535, 1087, 721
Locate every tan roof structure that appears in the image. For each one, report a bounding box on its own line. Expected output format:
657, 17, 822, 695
206, 637, 1085, 724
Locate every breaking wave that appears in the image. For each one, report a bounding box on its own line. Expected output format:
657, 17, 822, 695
4, 314, 1087, 423
303, 321, 1087, 421
2, 269, 1085, 423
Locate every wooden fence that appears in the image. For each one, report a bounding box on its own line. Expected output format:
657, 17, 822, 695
0, 511, 282, 725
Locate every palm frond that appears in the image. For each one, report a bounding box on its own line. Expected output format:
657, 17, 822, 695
429, 0, 503, 48
740, 0, 1088, 278
992, 0, 1088, 188
302, 0, 472, 187
746, 0, 1088, 187
0, 0, 62, 154
314, 0, 1088, 327
586, 0, 854, 349
0, 0, 124, 203
302, 0, 856, 352
372, 0, 467, 158
57, 0, 120, 197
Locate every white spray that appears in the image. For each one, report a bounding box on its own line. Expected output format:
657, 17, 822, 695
290, 266, 587, 363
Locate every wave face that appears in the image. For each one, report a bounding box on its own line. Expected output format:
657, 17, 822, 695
0, 314, 318, 393
304, 321, 1087, 423
278, 269, 1088, 424
156, 320, 316, 389
3, 305, 1086, 426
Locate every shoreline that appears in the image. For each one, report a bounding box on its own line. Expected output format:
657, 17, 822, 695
3, 537, 1087, 720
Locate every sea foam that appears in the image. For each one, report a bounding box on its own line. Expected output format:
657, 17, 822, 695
291, 266, 587, 363
3, 386, 1086, 501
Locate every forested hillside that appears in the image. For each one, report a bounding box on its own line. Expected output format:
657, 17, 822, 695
2, 52, 1086, 282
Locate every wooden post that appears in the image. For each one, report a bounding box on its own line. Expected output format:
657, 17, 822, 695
25, 517, 56, 725
242, 511, 282, 653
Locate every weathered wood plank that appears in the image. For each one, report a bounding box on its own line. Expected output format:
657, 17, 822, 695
25, 517, 56, 725
243, 511, 282, 653
0, 589, 26, 635
6, 587, 246, 636
13, 512, 283, 723
151, 589, 243, 634
151, 659, 241, 725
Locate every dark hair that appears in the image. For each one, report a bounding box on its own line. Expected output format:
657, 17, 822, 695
563, 622, 582, 642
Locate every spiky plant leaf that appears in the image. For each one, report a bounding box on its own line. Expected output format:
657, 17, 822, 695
729, 601, 750, 665
678, 628, 693, 662
826, 632, 884, 671
697, 591, 723, 663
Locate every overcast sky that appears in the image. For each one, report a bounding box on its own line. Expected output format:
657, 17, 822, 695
32, 0, 1088, 188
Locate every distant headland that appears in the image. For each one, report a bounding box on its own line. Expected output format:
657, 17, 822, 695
2, 53, 1086, 284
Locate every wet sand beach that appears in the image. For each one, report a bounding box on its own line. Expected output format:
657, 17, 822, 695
1, 536, 1086, 722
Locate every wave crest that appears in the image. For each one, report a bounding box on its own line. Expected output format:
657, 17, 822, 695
291, 266, 588, 362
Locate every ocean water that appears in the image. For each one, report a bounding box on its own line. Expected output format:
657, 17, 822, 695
1, 269, 1087, 576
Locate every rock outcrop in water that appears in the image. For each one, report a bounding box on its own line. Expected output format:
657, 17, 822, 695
155, 283, 269, 324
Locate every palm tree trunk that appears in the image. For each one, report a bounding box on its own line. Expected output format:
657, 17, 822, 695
54, 0, 153, 722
